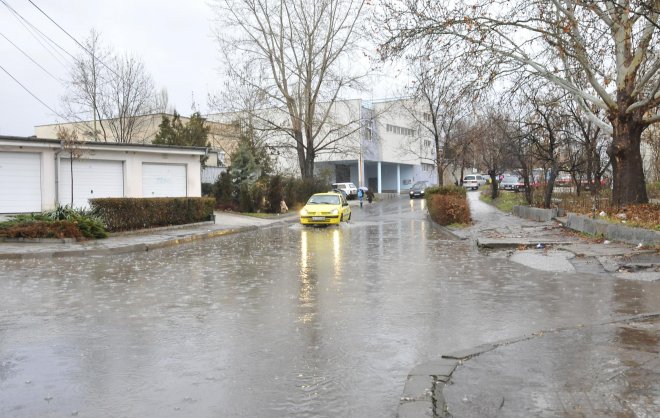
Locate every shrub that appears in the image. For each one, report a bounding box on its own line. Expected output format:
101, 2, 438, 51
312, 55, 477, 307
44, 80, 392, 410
427, 194, 471, 226
0, 206, 107, 239
425, 185, 467, 198
266, 174, 284, 213
0, 220, 85, 240
90, 197, 215, 232
212, 171, 237, 210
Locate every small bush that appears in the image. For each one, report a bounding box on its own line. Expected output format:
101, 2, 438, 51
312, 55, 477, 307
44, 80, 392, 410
428, 194, 471, 226
0, 206, 107, 239
0, 220, 85, 240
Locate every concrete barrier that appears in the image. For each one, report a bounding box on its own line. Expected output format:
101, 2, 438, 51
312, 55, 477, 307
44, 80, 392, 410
512, 205, 559, 222
566, 213, 660, 246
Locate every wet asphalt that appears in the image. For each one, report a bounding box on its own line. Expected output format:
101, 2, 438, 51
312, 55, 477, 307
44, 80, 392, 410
0, 194, 658, 417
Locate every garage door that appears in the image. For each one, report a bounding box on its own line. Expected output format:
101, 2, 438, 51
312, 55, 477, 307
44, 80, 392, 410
0, 152, 41, 213
59, 159, 124, 208
142, 163, 187, 197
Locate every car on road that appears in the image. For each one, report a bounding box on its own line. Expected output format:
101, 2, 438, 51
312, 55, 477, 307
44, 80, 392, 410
331, 182, 358, 199
300, 192, 351, 226
462, 175, 484, 190
499, 175, 524, 191
409, 181, 429, 199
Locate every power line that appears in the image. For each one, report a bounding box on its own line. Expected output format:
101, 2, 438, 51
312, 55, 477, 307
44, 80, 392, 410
0, 0, 73, 67
0, 31, 63, 83
27, 0, 120, 78
0, 64, 63, 118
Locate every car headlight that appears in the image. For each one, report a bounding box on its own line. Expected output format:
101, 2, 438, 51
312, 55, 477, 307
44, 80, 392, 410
420, 190, 425, 194
300, 208, 308, 216
331, 208, 339, 215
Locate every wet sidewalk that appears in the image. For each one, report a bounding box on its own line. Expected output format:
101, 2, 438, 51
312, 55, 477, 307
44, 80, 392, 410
450, 193, 659, 281
398, 192, 660, 418
0, 211, 298, 259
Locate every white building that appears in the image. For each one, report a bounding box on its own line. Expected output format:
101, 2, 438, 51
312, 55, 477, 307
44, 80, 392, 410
0, 135, 206, 213
209, 98, 445, 193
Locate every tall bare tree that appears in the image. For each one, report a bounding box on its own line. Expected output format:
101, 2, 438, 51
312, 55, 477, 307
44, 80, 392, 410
61, 31, 158, 143
213, 0, 366, 178
399, 53, 470, 185
379, 0, 660, 205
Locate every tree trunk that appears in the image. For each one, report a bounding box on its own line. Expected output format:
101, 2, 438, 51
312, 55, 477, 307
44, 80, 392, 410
488, 169, 498, 200
607, 118, 648, 206
544, 164, 558, 209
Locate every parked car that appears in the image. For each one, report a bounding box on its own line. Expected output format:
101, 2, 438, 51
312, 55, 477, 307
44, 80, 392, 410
409, 181, 429, 199
300, 192, 351, 226
462, 175, 482, 190
499, 175, 524, 191
331, 182, 358, 199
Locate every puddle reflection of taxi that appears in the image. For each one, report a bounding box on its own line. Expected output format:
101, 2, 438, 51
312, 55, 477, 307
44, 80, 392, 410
300, 192, 351, 226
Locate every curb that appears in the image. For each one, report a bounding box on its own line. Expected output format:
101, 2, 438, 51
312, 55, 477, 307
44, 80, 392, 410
397, 312, 660, 417
0, 226, 255, 260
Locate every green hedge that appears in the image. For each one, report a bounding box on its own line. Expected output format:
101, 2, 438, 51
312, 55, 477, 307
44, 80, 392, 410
90, 197, 215, 232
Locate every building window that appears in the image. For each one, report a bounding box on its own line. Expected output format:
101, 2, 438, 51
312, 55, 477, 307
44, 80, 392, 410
423, 139, 432, 148
422, 163, 434, 172
423, 112, 432, 122
386, 123, 415, 136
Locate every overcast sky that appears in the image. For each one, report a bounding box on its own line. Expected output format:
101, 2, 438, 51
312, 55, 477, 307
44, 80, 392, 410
0, 0, 405, 137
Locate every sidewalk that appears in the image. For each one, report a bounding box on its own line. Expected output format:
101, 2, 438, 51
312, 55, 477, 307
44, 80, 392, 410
450, 193, 659, 280
0, 211, 298, 260
397, 193, 660, 417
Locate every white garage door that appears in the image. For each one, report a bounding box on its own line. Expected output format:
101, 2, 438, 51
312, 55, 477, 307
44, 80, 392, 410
142, 163, 187, 197
0, 152, 41, 213
59, 159, 124, 208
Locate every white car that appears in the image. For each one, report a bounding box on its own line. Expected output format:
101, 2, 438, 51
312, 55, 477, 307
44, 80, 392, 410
462, 175, 485, 190
331, 182, 358, 199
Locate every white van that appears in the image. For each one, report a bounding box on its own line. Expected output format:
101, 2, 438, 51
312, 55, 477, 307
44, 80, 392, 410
331, 182, 358, 199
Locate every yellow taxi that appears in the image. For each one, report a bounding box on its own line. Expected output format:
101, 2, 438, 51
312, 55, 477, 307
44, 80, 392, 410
300, 192, 351, 226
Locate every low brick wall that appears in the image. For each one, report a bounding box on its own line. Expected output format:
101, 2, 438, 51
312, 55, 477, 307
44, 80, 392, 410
565, 213, 660, 246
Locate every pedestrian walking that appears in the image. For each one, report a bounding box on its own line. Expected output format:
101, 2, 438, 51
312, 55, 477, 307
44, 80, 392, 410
357, 188, 364, 208
367, 189, 374, 203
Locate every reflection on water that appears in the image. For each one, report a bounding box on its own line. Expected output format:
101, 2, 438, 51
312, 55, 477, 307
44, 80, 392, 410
408, 198, 426, 212
1, 198, 659, 417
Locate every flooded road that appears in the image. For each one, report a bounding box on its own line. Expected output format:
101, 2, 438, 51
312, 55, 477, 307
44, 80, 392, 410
1, 198, 659, 417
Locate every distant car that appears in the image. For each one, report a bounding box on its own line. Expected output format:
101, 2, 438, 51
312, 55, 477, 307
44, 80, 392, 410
499, 175, 524, 191
462, 175, 482, 190
331, 182, 358, 199
409, 181, 429, 199
300, 192, 351, 226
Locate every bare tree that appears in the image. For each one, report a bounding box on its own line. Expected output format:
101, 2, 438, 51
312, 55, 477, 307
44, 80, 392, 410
101, 53, 158, 143
213, 0, 367, 178
399, 53, 471, 185
57, 127, 84, 207
61, 31, 158, 143
379, 0, 660, 205
61, 29, 109, 141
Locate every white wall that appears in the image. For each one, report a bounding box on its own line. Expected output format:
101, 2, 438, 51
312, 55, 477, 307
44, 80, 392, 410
1, 138, 204, 213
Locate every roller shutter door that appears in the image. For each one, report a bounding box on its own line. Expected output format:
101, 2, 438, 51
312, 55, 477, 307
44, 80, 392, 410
59, 159, 124, 208
142, 163, 187, 197
0, 152, 41, 213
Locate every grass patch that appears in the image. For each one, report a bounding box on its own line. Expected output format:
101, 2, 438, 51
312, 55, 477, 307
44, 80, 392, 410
480, 190, 527, 213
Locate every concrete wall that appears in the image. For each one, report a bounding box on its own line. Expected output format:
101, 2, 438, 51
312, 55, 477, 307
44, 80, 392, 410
565, 213, 660, 246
